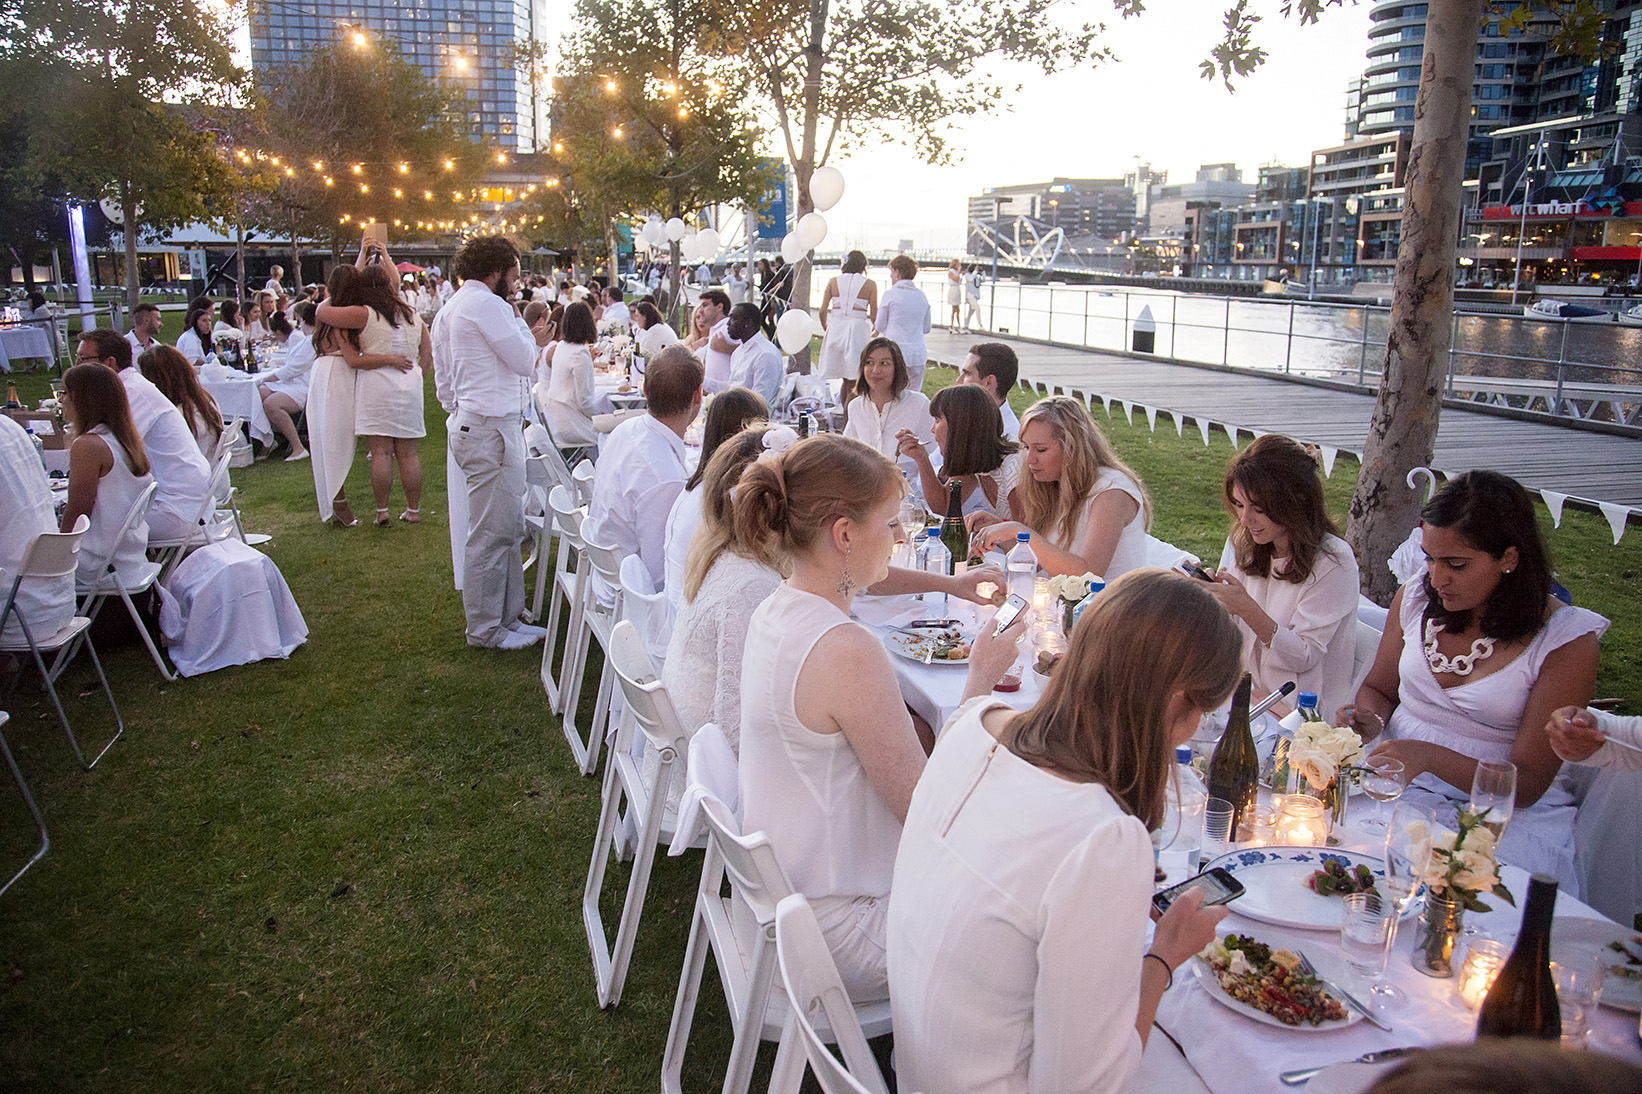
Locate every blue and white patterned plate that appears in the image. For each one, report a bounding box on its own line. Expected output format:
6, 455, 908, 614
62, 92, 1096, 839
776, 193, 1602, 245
1204, 846, 1416, 932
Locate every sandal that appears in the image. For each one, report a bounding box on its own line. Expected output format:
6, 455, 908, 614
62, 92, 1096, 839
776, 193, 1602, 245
374, 508, 393, 527
400, 508, 422, 523
330, 499, 359, 528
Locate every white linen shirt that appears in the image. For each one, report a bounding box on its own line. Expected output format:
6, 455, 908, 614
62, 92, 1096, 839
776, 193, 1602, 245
1000, 399, 1020, 441
1585, 710, 1642, 770
874, 279, 931, 368
431, 279, 535, 418
888, 698, 1152, 1094
603, 301, 631, 327
117, 367, 212, 528
728, 331, 785, 407
582, 413, 688, 596
126, 331, 161, 358
662, 484, 705, 613
843, 390, 934, 463
175, 328, 208, 365
542, 342, 598, 447
637, 322, 679, 359
0, 415, 74, 644
263, 332, 317, 404
700, 316, 738, 391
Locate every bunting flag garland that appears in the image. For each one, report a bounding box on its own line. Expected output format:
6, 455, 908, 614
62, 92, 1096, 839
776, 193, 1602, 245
1540, 490, 1568, 528
1172, 410, 1184, 436
1320, 446, 1338, 478
1599, 502, 1631, 546
1197, 417, 1212, 447
1119, 400, 1133, 425
1226, 425, 1241, 450
1144, 405, 1158, 432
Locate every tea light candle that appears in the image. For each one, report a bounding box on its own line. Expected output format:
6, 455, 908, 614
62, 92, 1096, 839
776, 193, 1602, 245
1457, 940, 1510, 1009
1274, 794, 1328, 846
1247, 801, 1280, 846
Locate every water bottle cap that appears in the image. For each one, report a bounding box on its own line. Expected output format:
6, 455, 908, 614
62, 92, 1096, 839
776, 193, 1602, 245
1175, 745, 1192, 763
924, 528, 938, 539
1297, 691, 1319, 708
1016, 532, 1030, 542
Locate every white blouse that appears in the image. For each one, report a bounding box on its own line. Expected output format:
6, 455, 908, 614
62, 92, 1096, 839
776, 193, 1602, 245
889, 698, 1152, 1094
1216, 533, 1361, 715
543, 341, 597, 446
663, 551, 782, 754
843, 389, 933, 460
637, 322, 679, 358
662, 485, 704, 614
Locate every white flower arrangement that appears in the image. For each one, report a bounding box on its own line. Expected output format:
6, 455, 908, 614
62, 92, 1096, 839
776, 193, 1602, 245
1044, 572, 1101, 604
1286, 721, 1366, 791
1407, 811, 1515, 912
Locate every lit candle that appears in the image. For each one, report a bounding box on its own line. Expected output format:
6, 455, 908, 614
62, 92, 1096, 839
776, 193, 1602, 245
1248, 801, 1280, 846
1274, 794, 1327, 846
1457, 940, 1510, 1009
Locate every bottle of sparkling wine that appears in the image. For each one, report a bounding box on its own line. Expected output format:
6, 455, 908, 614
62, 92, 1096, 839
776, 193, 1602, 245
939, 479, 967, 576
1477, 874, 1561, 1040
1208, 674, 1258, 838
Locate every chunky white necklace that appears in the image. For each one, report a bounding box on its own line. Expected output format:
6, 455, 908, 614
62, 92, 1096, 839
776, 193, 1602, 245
1424, 619, 1496, 676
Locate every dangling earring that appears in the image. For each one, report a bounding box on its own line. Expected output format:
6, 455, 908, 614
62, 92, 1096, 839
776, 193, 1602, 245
836, 546, 856, 598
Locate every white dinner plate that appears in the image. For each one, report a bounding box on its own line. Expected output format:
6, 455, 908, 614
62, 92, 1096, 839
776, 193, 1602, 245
1205, 847, 1416, 932
1552, 916, 1642, 1012
882, 627, 975, 666
1192, 941, 1363, 1032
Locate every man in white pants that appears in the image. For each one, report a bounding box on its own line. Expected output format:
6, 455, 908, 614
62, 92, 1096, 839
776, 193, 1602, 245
432, 235, 547, 650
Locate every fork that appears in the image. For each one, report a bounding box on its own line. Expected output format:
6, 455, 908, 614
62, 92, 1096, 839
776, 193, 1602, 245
1296, 950, 1392, 1033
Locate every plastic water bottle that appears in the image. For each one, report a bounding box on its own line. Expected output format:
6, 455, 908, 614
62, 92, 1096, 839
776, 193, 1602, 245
1006, 532, 1035, 604
26, 427, 43, 467
918, 529, 950, 616
1270, 690, 1321, 794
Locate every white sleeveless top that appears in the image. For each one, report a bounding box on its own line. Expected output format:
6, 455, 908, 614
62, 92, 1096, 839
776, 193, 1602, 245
1059, 467, 1147, 581
739, 583, 902, 900
80, 426, 153, 584
828, 272, 870, 319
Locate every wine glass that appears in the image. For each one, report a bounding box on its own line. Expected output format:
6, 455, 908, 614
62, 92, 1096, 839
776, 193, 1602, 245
1358, 755, 1407, 830
1374, 801, 1439, 1009
897, 495, 928, 567
1470, 760, 1517, 841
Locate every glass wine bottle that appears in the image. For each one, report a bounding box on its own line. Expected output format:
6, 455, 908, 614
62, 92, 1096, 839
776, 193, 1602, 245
1208, 674, 1258, 839
939, 479, 967, 576
1477, 874, 1561, 1040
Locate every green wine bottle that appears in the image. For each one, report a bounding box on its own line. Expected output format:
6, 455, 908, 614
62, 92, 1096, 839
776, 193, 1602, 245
939, 479, 967, 576
1208, 674, 1258, 838
1477, 874, 1561, 1040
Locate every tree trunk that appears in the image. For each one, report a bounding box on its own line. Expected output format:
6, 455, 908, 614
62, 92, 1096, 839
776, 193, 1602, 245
606, 216, 619, 290
785, 0, 829, 375
290, 226, 301, 294
668, 239, 684, 331
122, 184, 140, 312
235, 205, 246, 312
1346, 0, 1483, 603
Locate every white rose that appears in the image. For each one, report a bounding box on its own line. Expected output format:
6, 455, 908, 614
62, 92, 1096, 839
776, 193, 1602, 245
1451, 848, 1499, 893
1461, 824, 1498, 856
1287, 737, 1338, 790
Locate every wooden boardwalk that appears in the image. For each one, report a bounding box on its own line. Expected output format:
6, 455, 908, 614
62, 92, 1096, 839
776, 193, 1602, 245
924, 330, 1642, 514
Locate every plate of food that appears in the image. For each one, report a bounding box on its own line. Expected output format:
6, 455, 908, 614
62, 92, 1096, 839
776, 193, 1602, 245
1552, 917, 1642, 1012
1195, 933, 1358, 1030
882, 625, 974, 665
1203, 847, 1413, 932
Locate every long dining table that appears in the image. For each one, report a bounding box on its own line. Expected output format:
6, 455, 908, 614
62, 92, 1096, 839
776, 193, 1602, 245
851, 590, 1642, 1093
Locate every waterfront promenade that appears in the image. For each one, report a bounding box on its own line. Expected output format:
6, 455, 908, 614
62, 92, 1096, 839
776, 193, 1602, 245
925, 330, 1642, 515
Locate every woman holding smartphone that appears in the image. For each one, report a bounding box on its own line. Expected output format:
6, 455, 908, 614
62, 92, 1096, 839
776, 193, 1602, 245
889, 569, 1240, 1094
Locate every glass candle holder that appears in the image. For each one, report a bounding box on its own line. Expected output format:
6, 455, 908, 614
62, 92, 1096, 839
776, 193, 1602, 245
1274, 794, 1328, 846
1247, 801, 1280, 846
1457, 939, 1510, 1009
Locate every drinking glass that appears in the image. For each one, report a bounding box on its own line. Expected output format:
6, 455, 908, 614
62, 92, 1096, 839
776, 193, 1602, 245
1203, 797, 1235, 855
1470, 760, 1518, 841
1378, 801, 1439, 1008
1158, 791, 1205, 881
1552, 944, 1607, 1048
1359, 755, 1408, 830
1340, 891, 1398, 1010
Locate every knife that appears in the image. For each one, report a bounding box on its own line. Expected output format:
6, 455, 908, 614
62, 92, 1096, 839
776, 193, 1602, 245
1279, 1047, 1418, 1086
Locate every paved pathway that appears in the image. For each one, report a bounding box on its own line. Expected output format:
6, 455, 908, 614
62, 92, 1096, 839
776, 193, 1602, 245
924, 330, 1642, 519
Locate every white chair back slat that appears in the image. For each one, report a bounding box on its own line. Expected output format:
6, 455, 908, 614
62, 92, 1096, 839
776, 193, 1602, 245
12, 514, 90, 583
572, 459, 597, 506
774, 894, 892, 1094
618, 554, 671, 669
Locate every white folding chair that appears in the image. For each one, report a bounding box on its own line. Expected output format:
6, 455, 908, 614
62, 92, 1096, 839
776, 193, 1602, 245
572, 459, 597, 506
560, 535, 625, 777
582, 620, 692, 1008
618, 554, 671, 672
68, 482, 173, 682
1350, 619, 1383, 697
0, 710, 50, 898
148, 446, 236, 579
0, 518, 125, 769
521, 453, 554, 622
541, 485, 586, 714
661, 751, 892, 1094
774, 894, 892, 1094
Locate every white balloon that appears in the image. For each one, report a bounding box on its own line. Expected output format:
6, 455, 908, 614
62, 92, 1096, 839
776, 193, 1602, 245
776, 309, 814, 355
809, 165, 845, 212
797, 212, 827, 251
697, 228, 721, 256
641, 221, 664, 246
780, 232, 805, 264
664, 217, 687, 242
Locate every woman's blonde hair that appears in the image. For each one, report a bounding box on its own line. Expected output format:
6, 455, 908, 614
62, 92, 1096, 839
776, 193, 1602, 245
733, 434, 903, 561
1005, 569, 1242, 829
682, 424, 784, 603
1016, 395, 1150, 547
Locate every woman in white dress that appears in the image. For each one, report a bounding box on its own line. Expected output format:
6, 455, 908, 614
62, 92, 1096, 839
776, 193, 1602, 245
963, 264, 984, 331
59, 363, 154, 584
898, 382, 1020, 520
1343, 471, 1606, 891
889, 570, 1240, 1094
543, 301, 599, 448
316, 260, 429, 525
633, 301, 678, 358
1205, 434, 1360, 717
969, 395, 1151, 581
944, 258, 963, 328
733, 433, 1026, 1002
816, 250, 877, 404
258, 303, 314, 462
843, 337, 932, 476
661, 386, 770, 611
175, 305, 213, 366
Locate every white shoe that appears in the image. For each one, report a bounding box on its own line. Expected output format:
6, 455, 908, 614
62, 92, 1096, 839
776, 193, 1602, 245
496, 628, 543, 650
285, 448, 310, 462
511, 622, 549, 641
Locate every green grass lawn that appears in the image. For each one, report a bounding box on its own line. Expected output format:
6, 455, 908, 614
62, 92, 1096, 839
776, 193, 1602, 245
0, 364, 1635, 1091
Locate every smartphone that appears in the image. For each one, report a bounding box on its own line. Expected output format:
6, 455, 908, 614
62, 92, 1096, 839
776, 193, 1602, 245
991, 593, 1028, 635
1179, 561, 1214, 582
1152, 867, 1245, 915
361, 221, 387, 251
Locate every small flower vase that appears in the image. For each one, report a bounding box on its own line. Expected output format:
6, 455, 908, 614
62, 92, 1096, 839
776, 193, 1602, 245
1411, 890, 1466, 978
1321, 775, 1349, 846
1061, 598, 1081, 637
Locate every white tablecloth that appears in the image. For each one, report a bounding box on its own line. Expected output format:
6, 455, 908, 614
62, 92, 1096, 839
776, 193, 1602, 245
201, 375, 273, 446
0, 325, 54, 370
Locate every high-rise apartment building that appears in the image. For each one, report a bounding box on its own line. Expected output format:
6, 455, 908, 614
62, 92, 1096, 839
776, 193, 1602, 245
966, 178, 1138, 255
249, 1, 552, 151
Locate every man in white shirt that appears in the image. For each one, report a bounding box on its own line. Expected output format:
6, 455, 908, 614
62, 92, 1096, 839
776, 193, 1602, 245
125, 303, 164, 357
695, 261, 712, 284
581, 345, 703, 599
601, 286, 631, 327
697, 289, 737, 392
0, 414, 74, 645
431, 235, 548, 651
958, 342, 1021, 440
873, 254, 932, 392
76, 330, 212, 543
725, 303, 786, 408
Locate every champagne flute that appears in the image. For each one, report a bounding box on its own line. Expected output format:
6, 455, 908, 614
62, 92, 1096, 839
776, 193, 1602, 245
1358, 755, 1407, 830
1376, 801, 1439, 1008
1470, 760, 1517, 841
